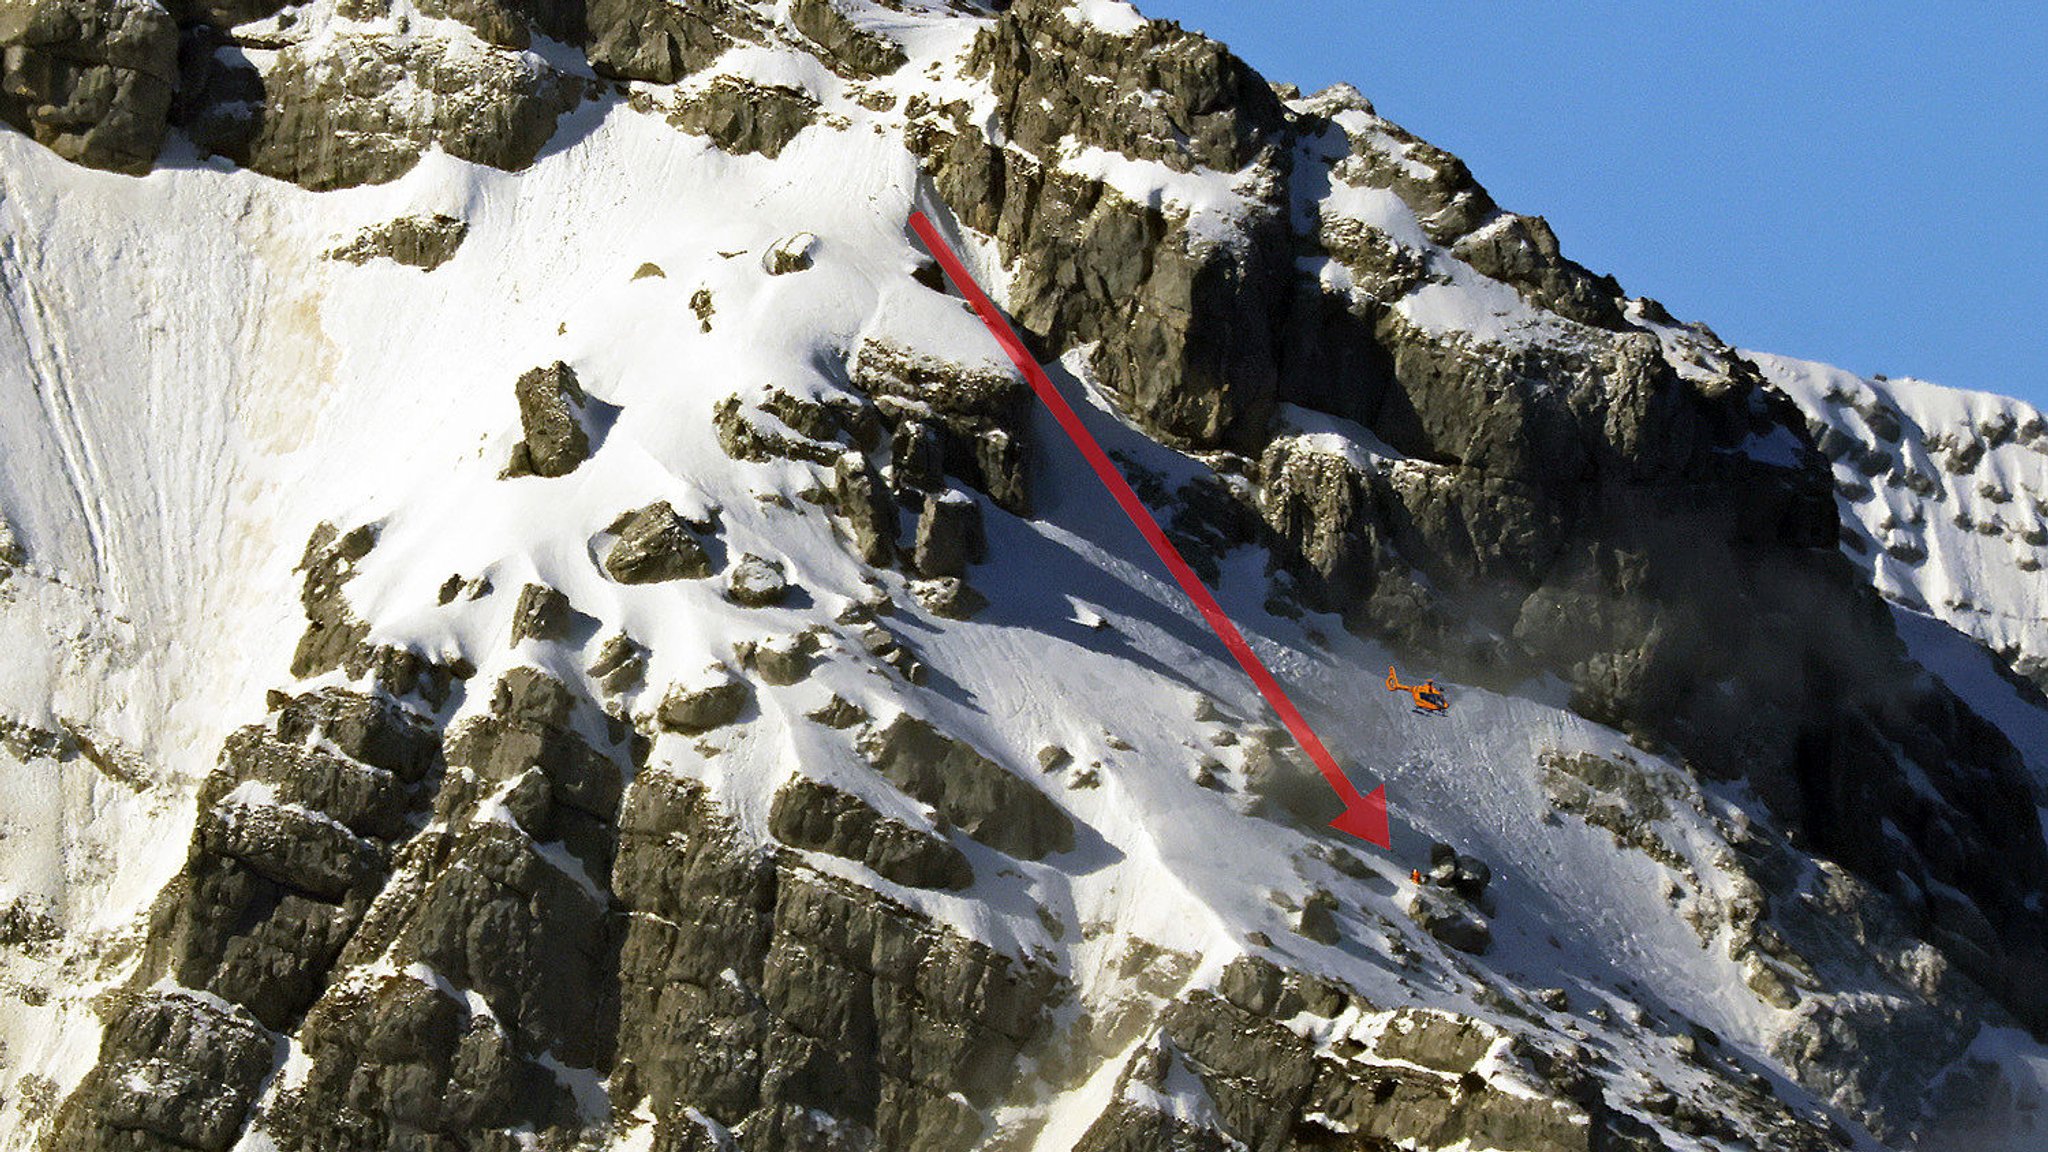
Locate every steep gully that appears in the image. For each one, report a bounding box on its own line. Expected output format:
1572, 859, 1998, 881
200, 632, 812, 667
909, 208, 1392, 848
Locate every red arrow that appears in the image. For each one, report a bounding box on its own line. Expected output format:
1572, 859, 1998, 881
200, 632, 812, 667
908, 211, 1390, 848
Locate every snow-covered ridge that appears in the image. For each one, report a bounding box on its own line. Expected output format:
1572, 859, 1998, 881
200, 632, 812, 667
1756, 352, 2048, 692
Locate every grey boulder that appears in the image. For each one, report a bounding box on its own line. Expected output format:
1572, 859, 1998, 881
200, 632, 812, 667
604, 501, 712, 583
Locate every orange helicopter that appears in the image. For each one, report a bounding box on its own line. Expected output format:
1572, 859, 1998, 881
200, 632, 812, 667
1387, 666, 1449, 715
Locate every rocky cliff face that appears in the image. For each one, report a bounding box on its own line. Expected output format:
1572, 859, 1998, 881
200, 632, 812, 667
911, 0, 2048, 1049
4, 1, 2047, 1151
0, 0, 177, 171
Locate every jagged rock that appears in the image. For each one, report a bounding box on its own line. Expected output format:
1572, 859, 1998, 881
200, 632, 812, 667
1540, 751, 1687, 868
280, 816, 608, 1144
1426, 841, 1492, 902
668, 77, 819, 158
853, 621, 926, 683
1451, 212, 1625, 329
1036, 744, 1072, 772
833, 452, 896, 565
1323, 98, 1499, 245
613, 773, 1059, 1147
858, 714, 1074, 860
205, 727, 405, 841
1296, 888, 1341, 944
912, 3, 1293, 449
807, 694, 869, 729
912, 490, 984, 577
324, 213, 468, 269
49, 989, 275, 1152
1376, 1009, 1500, 1074
748, 632, 818, 686
1074, 1040, 1240, 1152
149, 853, 366, 1035
0, 0, 178, 174
657, 670, 751, 733
713, 394, 842, 465
968, 0, 1287, 174
203, 31, 585, 190
769, 776, 972, 890
972, 427, 1030, 515
290, 522, 377, 679
855, 341, 1027, 427
757, 386, 840, 441
726, 553, 790, 606
96, 683, 442, 1041
789, 0, 905, 78
275, 688, 439, 781
605, 501, 713, 583
0, 513, 21, 569
910, 576, 986, 621
1218, 955, 1304, 1018
341, 642, 462, 709
588, 632, 649, 695
509, 582, 571, 644
509, 361, 591, 478
1743, 954, 1801, 1009
585, 0, 749, 83
1405, 888, 1491, 954
198, 793, 384, 901
1158, 992, 1319, 1149
764, 232, 818, 275
890, 417, 946, 493
1157, 986, 1637, 1152
854, 341, 1031, 509
411, 0, 534, 48
446, 669, 625, 822
273, 967, 559, 1149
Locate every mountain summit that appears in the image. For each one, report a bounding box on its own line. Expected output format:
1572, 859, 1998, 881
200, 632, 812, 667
3, 1, 2046, 1150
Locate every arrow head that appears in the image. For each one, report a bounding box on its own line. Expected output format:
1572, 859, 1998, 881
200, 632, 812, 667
1328, 784, 1390, 848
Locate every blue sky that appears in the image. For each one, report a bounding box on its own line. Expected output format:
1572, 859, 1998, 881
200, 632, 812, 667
1137, 2, 2048, 408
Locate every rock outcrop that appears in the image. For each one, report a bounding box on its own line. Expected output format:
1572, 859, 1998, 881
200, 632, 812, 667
51, 683, 442, 1149
613, 770, 1062, 1151
851, 340, 1032, 513
911, 490, 983, 578
911, 0, 1292, 450
200, 28, 585, 190
833, 451, 897, 565
726, 553, 790, 607
768, 776, 973, 891
655, 670, 751, 733
0, 0, 177, 173
604, 501, 713, 584
508, 361, 592, 478
858, 713, 1074, 861
667, 77, 819, 158
584, 0, 761, 84
788, 0, 904, 79
325, 213, 470, 270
